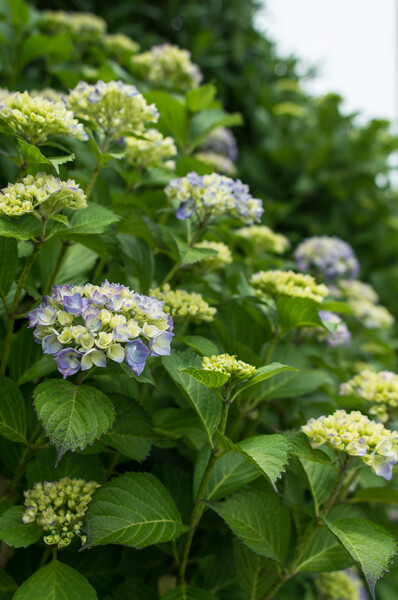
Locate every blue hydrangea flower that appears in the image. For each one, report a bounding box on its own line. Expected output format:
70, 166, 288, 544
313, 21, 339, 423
294, 236, 360, 281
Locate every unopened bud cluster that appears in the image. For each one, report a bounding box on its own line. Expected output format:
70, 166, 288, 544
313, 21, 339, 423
236, 225, 290, 254
195, 240, 233, 269
302, 409, 398, 480
103, 33, 140, 58
22, 478, 98, 549
340, 369, 398, 423
124, 129, 176, 170
202, 353, 256, 382
150, 284, 216, 323
39, 10, 106, 41
316, 571, 364, 600
294, 235, 359, 280
251, 270, 329, 303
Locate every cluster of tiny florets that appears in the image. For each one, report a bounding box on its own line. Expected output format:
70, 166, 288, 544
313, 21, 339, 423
67, 80, 158, 139
202, 353, 257, 382
150, 284, 216, 323
30, 88, 66, 103
195, 240, 233, 269
294, 235, 359, 281
302, 409, 398, 480
0, 173, 86, 218
27, 281, 174, 378
39, 10, 106, 41
200, 127, 238, 163
194, 152, 237, 176
315, 571, 365, 600
335, 280, 394, 329
131, 44, 202, 92
340, 369, 398, 423
250, 270, 329, 303
318, 310, 351, 347
165, 172, 264, 224
103, 33, 140, 58
236, 225, 290, 254
0, 91, 87, 144
22, 478, 98, 549
124, 129, 177, 170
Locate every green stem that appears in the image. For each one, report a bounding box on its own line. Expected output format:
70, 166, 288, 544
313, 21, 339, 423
85, 158, 102, 200
38, 547, 52, 568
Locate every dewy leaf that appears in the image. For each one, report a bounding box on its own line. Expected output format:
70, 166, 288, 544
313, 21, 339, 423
323, 517, 398, 600
216, 433, 291, 490
181, 367, 229, 390
276, 297, 325, 332
13, 560, 98, 600
33, 380, 115, 463
85, 472, 188, 548
0, 374, 27, 444
231, 362, 298, 401
206, 488, 290, 562
0, 506, 42, 548
0, 237, 17, 296
162, 587, 218, 600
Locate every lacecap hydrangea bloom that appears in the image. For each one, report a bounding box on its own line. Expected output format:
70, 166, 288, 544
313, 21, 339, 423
316, 570, 367, 600
39, 10, 106, 41
302, 409, 398, 480
131, 44, 202, 92
194, 152, 237, 176
67, 80, 158, 140
103, 33, 140, 58
165, 172, 264, 224
0, 173, 86, 218
203, 353, 256, 382
27, 281, 174, 378
195, 240, 233, 270
150, 284, 216, 323
200, 127, 238, 163
124, 129, 177, 170
236, 225, 290, 254
251, 270, 329, 303
294, 235, 359, 280
0, 91, 88, 144
22, 478, 98, 549
318, 310, 351, 347
340, 369, 398, 423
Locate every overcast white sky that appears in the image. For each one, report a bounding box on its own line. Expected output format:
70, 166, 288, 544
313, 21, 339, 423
256, 0, 397, 126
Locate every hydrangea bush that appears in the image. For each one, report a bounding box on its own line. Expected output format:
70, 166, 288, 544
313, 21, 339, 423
0, 2, 397, 600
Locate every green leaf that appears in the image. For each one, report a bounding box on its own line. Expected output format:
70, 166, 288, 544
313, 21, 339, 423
206, 488, 290, 562
85, 472, 188, 548
290, 432, 332, 464
144, 92, 188, 148
349, 488, 398, 504
181, 367, 229, 390
322, 517, 398, 600
173, 236, 218, 266
198, 451, 260, 501
180, 335, 219, 356
33, 380, 115, 463
118, 233, 154, 293
215, 433, 291, 490
16, 139, 52, 166
162, 351, 222, 439
0, 506, 41, 548
26, 447, 105, 487
189, 108, 243, 150
233, 540, 278, 600
53, 204, 119, 237
13, 560, 98, 600
231, 362, 298, 401
0, 569, 17, 600
276, 297, 324, 331
256, 368, 333, 402
20, 33, 73, 67
186, 84, 217, 112
0, 218, 32, 240
296, 526, 355, 572
162, 587, 218, 600
0, 375, 27, 444
49, 213, 70, 228
152, 407, 207, 450
299, 459, 339, 514
0, 237, 17, 296
48, 153, 75, 174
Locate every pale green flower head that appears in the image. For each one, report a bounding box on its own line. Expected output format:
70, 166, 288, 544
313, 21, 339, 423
39, 10, 106, 41
250, 269, 329, 302
0, 91, 88, 145
22, 478, 99, 549
202, 353, 256, 382
316, 570, 364, 600
103, 33, 140, 58
30, 88, 66, 103
195, 240, 233, 270
0, 173, 87, 218
348, 298, 394, 329
340, 369, 398, 423
124, 129, 177, 170
150, 284, 216, 323
236, 225, 290, 254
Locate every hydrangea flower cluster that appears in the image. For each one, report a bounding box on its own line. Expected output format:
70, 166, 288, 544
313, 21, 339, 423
27, 281, 174, 378
250, 270, 329, 303
316, 571, 366, 600
340, 369, 398, 423
0, 173, 87, 218
200, 127, 238, 163
333, 279, 394, 329
131, 44, 202, 92
67, 81, 159, 140
103, 33, 140, 58
202, 353, 257, 382
337, 279, 379, 303
39, 10, 106, 41
195, 240, 233, 270
150, 284, 216, 323
0, 91, 88, 144
194, 152, 237, 176
318, 310, 351, 347
236, 225, 290, 254
30, 88, 65, 103
294, 236, 360, 280
22, 478, 98, 549
165, 172, 264, 224
301, 409, 398, 480
124, 129, 177, 171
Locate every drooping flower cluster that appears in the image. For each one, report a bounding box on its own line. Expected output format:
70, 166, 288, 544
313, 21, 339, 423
251, 270, 329, 303
150, 284, 216, 323
294, 235, 360, 280
316, 571, 366, 600
194, 152, 237, 176
22, 478, 98, 549
202, 353, 257, 382
200, 127, 238, 163
318, 310, 351, 347
340, 369, 398, 423
67, 80, 159, 140
302, 409, 398, 480
103, 33, 140, 59
165, 172, 264, 224
236, 225, 290, 254
0, 91, 88, 144
0, 173, 87, 218
27, 281, 174, 378
131, 44, 202, 92
195, 240, 233, 270
124, 129, 177, 171
335, 280, 394, 329
39, 10, 106, 41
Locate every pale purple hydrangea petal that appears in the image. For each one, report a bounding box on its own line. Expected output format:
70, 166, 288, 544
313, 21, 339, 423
55, 348, 82, 378
125, 340, 150, 375
149, 331, 174, 357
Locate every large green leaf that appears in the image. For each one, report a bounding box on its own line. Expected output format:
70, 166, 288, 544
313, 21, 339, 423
162, 588, 218, 600
13, 560, 98, 600
0, 238, 17, 296
144, 91, 188, 148
276, 297, 324, 331
233, 540, 278, 600
255, 368, 333, 402
0, 569, 17, 600
182, 367, 229, 390
349, 487, 398, 504
33, 380, 115, 463
0, 375, 27, 444
189, 108, 243, 150
53, 204, 119, 237
323, 518, 398, 600
85, 472, 188, 548
180, 336, 219, 356
290, 432, 332, 464
26, 447, 105, 487
206, 487, 290, 562
0, 506, 41, 548
299, 458, 339, 514
0, 218, 32, 241
185, 84, 217, 112
230, 362, 298, 401
152, 407, 207, 450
